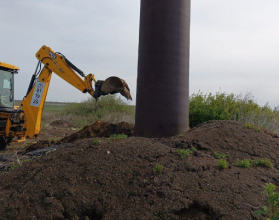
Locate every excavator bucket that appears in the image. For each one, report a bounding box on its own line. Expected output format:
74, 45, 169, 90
94, 76, 132, 100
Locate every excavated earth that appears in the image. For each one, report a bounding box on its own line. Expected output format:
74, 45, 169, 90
0, 120, 278, 220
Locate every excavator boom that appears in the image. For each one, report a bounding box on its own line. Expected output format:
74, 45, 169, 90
19, 45, 131, 139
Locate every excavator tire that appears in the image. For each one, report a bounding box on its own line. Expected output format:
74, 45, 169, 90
101, 77, 132, 100
0, 137, 12, 150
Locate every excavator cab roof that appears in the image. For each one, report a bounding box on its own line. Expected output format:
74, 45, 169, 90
0, 62, 19, 72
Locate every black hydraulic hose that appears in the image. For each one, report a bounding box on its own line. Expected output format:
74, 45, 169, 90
25, 61, 40, 97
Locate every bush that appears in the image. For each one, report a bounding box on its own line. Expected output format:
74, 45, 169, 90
218, 159, 228, 169
62, 95, 135, 127
189, 91, 279, 133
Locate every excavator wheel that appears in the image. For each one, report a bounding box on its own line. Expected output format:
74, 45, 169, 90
0, 137, 12, 150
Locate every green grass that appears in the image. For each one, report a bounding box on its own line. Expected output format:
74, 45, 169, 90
214, 152, 231, 159
92, 140, 100, 145
10, 165, 19, 170
177, 147, 197, 158
255, 159, 273, 168
15, 100, 70, 113
153, 164, 164, 173
109, 134, 128, 140
218, 159, 228, 169
234, 159, 251, 168
255, 183, 279, 219
244, 123, 262, 132
234, 158, 273, 168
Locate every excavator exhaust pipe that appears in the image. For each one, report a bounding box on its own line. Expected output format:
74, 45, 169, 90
94, 76, 132, 101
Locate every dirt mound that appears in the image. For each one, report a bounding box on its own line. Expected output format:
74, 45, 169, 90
61, 120, 134, 143
24, 121, 134, 153
0, 120, 278, 219
50, 120, 68, 127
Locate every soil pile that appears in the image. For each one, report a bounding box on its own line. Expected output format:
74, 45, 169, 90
25, 121, 134, 152
60, 120, 134, 143
0, 120, 278, 219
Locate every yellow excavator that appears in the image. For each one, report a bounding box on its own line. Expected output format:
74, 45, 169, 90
0, 45, 132, 149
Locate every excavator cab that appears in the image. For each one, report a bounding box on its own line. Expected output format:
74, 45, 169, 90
0, 62, 18, 112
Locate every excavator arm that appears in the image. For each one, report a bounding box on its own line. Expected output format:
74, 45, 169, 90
20, 45, 131, 139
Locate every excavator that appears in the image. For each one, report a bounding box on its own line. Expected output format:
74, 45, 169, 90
0, 45, 132, 149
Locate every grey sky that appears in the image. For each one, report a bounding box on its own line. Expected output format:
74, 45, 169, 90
0, 0, 278, 107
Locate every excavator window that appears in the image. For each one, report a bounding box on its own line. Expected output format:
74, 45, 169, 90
0, 69, 13, 108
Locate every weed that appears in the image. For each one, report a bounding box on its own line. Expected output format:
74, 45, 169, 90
10, 165, 19, 170
179, 133, 184, 137
92, 140, 100, 145
234, 159, 251, 168
214, 152, 231, 159
23, 159, 32, 163
177, 147, 197, 158
255, 183, 279, 219
218, 159, 228, 169
153, 164, 164, 173
109, 134, 128, 140
255, 159, 273, 168
245, 123, 262, 132
234, 158, 273, 169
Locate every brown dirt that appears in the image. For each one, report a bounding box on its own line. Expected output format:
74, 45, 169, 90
0, 120, 278, 219
60, 120, 134, 143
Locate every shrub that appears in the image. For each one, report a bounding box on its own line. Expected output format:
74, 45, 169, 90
255, 183, 279, 219
153, 164, 164, 173
63, 95, 135, 127
189, 91, 279, 133
218, 159, 228, 169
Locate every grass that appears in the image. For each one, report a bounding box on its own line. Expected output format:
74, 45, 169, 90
92, 140, 100, 145
177, 147, 197, 158
234, 159, 251, 168
109, 134, 128, 140
244, 123, 262, 132
214, 152, 231, 159
218, 159, 228, 169
16, 91, 279, 134
10, 165, 19, 170
255, 183, 279, 219
153, 164, 164, 173
234, 158, 273, 168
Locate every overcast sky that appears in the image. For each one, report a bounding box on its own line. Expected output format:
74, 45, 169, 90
0, 0, 278, 107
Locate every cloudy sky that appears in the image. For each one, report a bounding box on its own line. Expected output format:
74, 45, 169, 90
0, 0, 278, 107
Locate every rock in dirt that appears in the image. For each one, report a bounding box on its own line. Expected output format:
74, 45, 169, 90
0, 120, 278, 219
